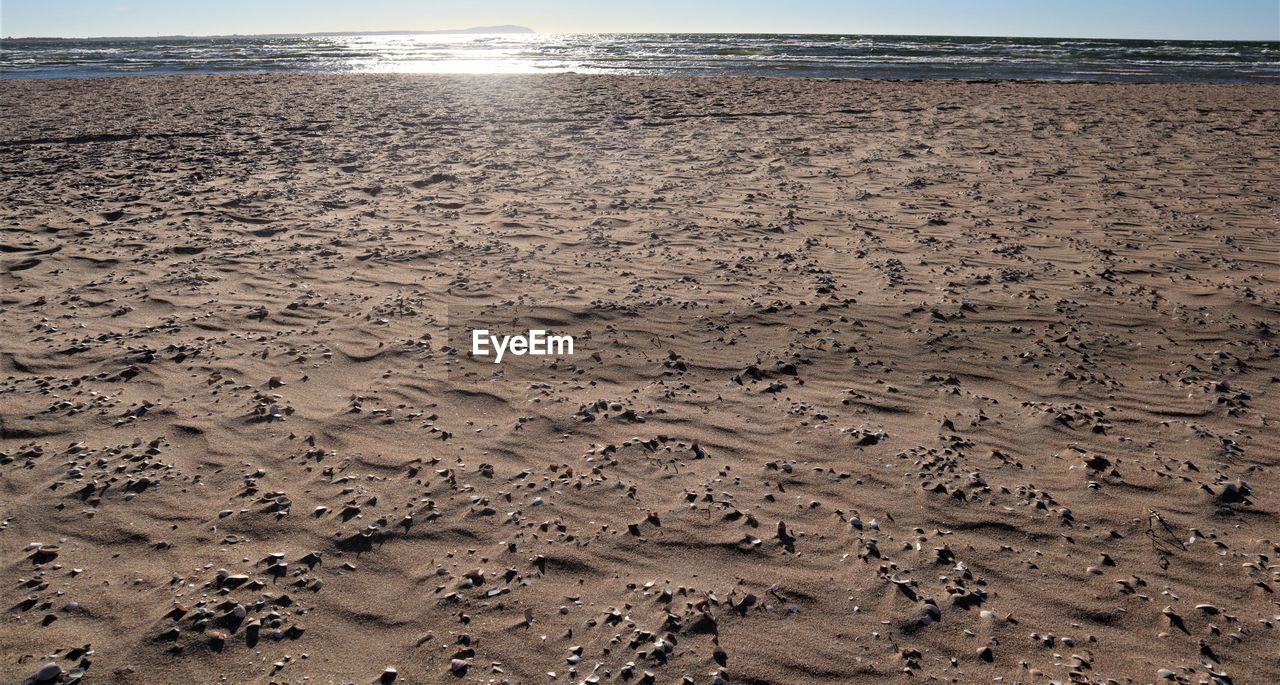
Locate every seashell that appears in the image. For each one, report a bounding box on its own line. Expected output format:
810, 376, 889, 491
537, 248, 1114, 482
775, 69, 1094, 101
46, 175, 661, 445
31, 663, 62, 683
1203, 480, 1251, 505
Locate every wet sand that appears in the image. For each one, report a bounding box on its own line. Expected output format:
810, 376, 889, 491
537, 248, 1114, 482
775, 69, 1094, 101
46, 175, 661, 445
1, 74, 1278, 684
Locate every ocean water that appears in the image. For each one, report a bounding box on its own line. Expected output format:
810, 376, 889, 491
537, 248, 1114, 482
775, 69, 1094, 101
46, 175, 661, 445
1, 33, 1276, 82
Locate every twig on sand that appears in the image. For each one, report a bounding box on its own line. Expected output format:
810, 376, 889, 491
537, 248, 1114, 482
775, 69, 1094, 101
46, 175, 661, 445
1145, 508, 1187, 571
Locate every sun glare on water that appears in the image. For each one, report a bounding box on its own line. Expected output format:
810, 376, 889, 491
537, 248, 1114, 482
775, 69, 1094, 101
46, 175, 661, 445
334, 33, 570, 74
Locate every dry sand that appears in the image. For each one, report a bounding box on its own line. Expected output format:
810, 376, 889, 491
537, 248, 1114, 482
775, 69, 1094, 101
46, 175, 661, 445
1, 74, 1278, 684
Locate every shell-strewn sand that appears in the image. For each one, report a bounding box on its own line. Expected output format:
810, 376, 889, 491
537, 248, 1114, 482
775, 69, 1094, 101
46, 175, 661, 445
1, 75, 1278, 684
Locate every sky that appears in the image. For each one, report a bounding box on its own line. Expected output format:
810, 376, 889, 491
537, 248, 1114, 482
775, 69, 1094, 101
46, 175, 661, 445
2, 0, 1278, 40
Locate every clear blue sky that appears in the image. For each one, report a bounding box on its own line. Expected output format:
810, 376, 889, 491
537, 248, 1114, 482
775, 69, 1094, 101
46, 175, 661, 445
3, 0, 1277, 40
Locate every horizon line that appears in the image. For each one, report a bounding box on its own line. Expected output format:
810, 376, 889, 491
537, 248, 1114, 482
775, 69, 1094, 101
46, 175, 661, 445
4, 29, 1277, 42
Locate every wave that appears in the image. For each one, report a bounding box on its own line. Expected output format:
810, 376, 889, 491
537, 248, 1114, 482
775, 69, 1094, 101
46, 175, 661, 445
1, 33, 1276, 82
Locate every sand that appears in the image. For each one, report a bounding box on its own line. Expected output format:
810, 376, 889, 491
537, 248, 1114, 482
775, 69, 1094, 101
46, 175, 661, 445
1, 74, 1278, 684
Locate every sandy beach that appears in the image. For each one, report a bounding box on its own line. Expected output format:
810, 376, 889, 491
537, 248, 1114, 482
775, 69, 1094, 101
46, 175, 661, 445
1, 74, 1278, 684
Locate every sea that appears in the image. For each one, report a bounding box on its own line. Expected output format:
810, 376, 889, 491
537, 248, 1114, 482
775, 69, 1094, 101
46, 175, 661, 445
1, 33, 1276, 82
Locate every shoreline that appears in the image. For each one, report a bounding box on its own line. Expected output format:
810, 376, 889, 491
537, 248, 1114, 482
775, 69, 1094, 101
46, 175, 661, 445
6, 71, 1280, 85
